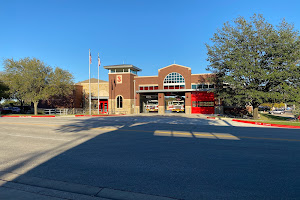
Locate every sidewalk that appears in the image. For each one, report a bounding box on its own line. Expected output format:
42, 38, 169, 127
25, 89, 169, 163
0, 171, 177, 200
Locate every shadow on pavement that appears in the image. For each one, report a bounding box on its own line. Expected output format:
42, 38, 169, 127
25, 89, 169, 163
1, 116, 300, 200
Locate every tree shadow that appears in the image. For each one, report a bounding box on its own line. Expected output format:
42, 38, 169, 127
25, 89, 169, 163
1, 116, 299, 200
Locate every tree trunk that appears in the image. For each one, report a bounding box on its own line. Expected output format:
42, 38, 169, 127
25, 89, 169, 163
253, 105, 259, 120
34, 101, 38, 115
20, 100, 24, 113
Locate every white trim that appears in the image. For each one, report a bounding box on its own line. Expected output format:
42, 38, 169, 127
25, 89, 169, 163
134, 76, 158, 78
136, 88, 214, 93
138, 84, 158, 86
108, 72, 137, 75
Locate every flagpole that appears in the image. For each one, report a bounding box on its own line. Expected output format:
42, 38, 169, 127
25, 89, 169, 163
89, 49, 91, 115
97, 53, 100, 115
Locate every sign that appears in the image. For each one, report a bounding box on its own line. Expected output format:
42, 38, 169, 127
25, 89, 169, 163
116, 75, 122, 84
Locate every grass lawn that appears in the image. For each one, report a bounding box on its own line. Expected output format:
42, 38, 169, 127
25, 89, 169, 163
246, 113, 300, 126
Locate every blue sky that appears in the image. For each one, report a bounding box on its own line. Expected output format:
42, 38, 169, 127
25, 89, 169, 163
1, 0, 300, 83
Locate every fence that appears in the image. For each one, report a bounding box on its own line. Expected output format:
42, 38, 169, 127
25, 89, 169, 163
44, 108, 85, 115
43, 108, 127, 115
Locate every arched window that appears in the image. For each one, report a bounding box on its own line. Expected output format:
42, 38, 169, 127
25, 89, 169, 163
163, 72, 185, 89
116, 96, 123, 108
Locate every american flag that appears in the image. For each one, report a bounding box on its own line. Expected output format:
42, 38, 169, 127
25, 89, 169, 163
98, 54, 101, 67
89, 51, 92, 64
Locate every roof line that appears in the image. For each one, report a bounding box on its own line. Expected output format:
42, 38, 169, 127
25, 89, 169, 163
158, 64, 191, 72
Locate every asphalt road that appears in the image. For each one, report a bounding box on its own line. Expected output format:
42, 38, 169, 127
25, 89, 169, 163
0, 116, 299, 199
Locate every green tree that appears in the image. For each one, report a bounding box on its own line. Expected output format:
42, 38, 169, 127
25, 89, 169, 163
3, 57, 74, 115
0, 80, 9, 100
206, 14, 300, 119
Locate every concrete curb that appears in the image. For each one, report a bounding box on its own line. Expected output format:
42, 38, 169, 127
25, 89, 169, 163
1, 115, 56, 118
0, 171, 177, 200
232, 119, 300, 129
206, 117, 216, 119
75, 114, 125, 117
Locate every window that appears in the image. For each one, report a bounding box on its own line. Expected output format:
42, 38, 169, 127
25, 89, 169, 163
138, 85, 159, 90
192, 101, 196, 107
116, 96, 123, 108
197, 84, 203, 89
163, 72, 185, 84
192, 83, 214, 90
163, 72, 185, 89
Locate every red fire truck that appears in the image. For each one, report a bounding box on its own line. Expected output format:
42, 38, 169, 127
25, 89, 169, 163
146, 100, 158, 112
168, 100, 185, 112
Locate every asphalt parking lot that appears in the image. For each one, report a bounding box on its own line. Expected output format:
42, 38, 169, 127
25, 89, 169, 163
0, 116, 299, 199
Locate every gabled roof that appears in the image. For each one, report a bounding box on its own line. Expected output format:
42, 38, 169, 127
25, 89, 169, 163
76, 78, 108, 84
158, 64, 191, 72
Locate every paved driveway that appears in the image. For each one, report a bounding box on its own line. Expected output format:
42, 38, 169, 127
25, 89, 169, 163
0, 116, 299, 199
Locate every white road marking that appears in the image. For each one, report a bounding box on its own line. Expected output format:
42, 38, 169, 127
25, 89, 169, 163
129, 122, 150, 127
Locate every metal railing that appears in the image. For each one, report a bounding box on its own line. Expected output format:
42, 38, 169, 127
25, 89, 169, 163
44, 108, 128, 115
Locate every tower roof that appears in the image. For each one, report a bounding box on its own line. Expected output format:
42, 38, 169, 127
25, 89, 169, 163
103, 64, 141, 71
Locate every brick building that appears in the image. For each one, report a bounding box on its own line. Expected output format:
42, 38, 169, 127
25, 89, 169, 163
75, 78, 109, 113
103, 64, 219, 114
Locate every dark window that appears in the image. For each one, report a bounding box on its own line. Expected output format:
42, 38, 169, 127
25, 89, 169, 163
139, 86, 143, 90
192, 101, 196, 107
117, 96, 123, 108
154, 86, 158, 90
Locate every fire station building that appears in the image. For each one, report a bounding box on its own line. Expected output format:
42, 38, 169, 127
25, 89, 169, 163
103, 64, 219, 115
